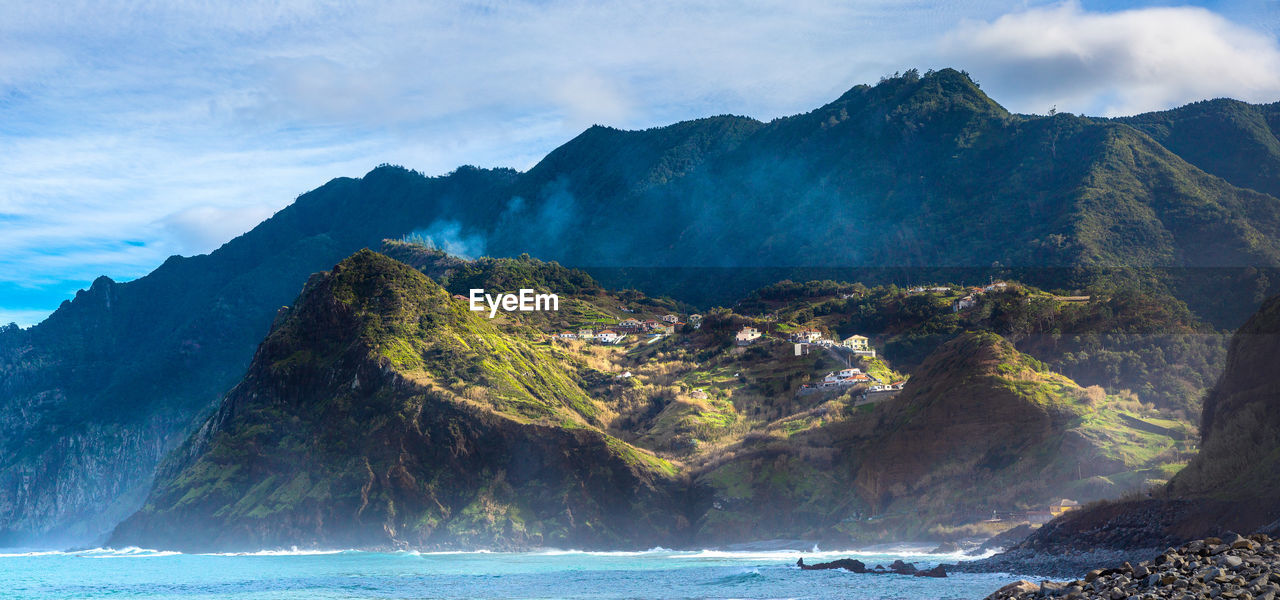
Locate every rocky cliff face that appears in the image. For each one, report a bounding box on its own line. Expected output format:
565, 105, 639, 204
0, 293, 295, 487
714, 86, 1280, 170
1010, 295, 1280, 553
1167, 295, 1280, 504
108, 251, 689, 551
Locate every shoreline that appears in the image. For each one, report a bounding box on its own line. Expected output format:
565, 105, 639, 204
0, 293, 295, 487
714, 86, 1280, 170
949, 547, 1163, 580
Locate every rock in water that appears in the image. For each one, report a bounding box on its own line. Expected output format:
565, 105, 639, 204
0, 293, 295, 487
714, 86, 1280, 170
890, 559, 918, 574
914, 565, 948, 578
797, 558, 867, 573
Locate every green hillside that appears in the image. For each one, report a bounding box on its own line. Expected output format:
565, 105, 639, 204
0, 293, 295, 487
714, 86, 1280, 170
6, 68, 1280, 546
110, 249, 1197, 550
109, 251, 684, 551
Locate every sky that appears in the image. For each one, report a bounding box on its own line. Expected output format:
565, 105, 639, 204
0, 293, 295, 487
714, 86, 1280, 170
3, 0, 1280, 327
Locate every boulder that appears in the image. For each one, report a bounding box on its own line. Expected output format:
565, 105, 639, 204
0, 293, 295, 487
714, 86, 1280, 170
915, 564, 948, 578
890, 559, 918, 574
991, 580, 1039, 597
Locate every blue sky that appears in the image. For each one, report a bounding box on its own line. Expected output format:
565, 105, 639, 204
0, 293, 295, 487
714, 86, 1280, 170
2, 0, 1279, 326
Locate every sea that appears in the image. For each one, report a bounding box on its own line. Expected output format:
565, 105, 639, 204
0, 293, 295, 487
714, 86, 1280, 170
0, 544, 1040, 600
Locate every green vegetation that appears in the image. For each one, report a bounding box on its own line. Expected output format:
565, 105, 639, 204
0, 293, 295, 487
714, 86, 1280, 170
115, 248, 1213, 549
736, 279, 1225, 417
23, 67, 1280, 547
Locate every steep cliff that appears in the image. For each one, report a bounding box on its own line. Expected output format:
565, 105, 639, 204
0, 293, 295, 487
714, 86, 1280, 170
109, 251, 688, 551
1013, 295, 1280, 553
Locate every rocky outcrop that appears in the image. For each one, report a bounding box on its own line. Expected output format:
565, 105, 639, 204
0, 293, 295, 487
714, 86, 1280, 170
796, 557, 946, 577
109, 251, 690, 552
984, 534, 1280, 600
998, 295, 1280, 556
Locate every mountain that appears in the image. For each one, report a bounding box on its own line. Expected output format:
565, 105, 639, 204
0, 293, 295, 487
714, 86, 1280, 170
735, 279, 1225, 417
691, 331, 1192, 544
106, 249, 1194, 550
108, 251, 687, 551
1117, 99, 1280, 201
1010, 294, 1280, 553
6, 68, 1280, 546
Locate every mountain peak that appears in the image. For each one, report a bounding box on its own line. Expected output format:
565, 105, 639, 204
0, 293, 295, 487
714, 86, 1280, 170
826, 67, 1004, 116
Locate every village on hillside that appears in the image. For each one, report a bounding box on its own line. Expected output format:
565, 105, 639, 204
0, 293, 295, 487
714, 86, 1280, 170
532, 298, 914, 405
461, 275, 1114, 425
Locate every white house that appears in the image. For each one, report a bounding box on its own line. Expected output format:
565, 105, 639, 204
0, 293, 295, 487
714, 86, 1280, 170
792, 329, 823, 343
983, 282, 1009, 293
736, 326, 762, 345
952, 295, 977, 313
597, 330, 622, 344
619, 318, 642, 328
838, 368, 862, 378
662, 314, 679, 324
556, 331, 576, 340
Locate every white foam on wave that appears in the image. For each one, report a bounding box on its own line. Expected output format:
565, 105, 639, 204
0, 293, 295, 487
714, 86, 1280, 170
0, 544, 1000, 562
0, 550, 69, 558
202, 547, 351, 557
84, 546, 182, 558
0, 547, 188, 558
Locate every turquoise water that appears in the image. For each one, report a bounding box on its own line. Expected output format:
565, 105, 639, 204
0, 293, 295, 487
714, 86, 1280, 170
0, 546, 1029, 599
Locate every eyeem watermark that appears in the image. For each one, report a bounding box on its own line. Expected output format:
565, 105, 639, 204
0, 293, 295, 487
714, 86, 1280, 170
469, 289, 559, 318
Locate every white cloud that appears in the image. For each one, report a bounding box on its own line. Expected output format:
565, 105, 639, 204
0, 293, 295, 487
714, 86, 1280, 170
2, 0, 1280, 324
159, 204, 281, 255
552, 72, 633, 129
940, 1, 1280, 116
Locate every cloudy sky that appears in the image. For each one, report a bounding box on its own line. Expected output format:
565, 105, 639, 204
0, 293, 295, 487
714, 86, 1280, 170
3, 0, 1279, 326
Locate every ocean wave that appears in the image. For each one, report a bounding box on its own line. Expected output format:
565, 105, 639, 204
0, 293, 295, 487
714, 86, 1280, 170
83, 546, 183, 558
0, 544, 1001, 562
0, 547, 186, 558
0, 550, 70, 558
202, 547, 351, 557
704, 568, 765, 586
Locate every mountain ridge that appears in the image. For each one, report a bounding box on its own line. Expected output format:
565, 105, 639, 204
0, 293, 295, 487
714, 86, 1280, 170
6, 68, 1280, 546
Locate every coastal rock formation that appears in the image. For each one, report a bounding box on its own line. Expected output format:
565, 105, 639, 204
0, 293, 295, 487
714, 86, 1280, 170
796, 557, 946, 577
985, 534, 1280, 600
1004, 295, 1280, 555
108, 251, 689, 552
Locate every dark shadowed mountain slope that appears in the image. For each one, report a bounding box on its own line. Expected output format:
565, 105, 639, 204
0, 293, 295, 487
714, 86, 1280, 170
1010, 295, 1280, 554
6, 69, 1280, 546
1118, 99, 1280, 200
1164, 295, 1280, 504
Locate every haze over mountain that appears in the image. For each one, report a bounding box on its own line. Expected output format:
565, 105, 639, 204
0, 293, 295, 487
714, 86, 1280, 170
107, 248, 1196, 551
4, 69, 1280, 547
1011, 293, 1280, 554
